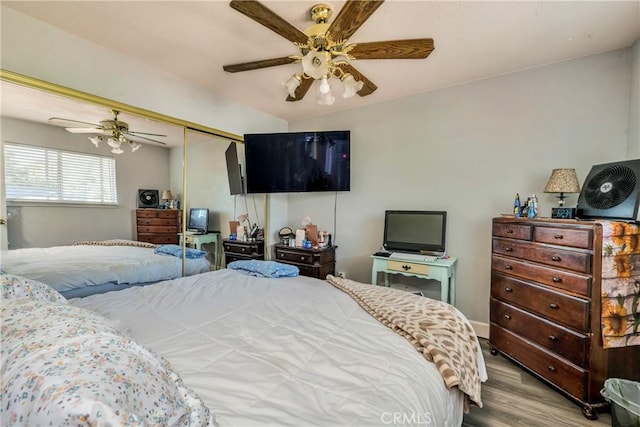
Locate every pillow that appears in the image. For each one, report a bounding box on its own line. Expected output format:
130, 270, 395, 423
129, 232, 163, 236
1, 299, 214, 426
1, 273, 67, 304
228, 260, 299, 278
155, 244, 208, 259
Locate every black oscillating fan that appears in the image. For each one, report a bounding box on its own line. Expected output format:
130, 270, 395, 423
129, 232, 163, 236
577, 159, 640, 220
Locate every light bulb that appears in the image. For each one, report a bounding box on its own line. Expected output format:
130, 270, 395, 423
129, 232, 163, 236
342, 74, 364, 98
319, 76, 331, 94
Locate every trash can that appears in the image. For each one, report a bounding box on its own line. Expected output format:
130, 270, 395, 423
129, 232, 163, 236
601, 378, 640, 427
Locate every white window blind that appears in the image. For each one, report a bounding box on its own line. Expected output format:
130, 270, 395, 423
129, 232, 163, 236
4, 142, 118, 205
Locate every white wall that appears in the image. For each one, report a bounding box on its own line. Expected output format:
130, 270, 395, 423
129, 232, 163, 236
628, 38, 640, 158
2, 117, 170, 248
288, 48, 633, 325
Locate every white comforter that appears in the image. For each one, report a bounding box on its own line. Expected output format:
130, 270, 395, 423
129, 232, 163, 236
72, 269, 484, 427
1, 245, 210, 294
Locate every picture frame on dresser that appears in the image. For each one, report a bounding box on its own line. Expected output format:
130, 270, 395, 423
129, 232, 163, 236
489, 217, 640, 420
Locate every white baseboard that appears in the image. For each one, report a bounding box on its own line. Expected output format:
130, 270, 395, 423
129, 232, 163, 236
470, 320, 489, 339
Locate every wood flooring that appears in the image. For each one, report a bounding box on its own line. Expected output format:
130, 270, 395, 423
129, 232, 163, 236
462, 339, 612, 427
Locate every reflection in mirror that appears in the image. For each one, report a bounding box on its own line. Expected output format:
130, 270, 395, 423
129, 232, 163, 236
0, 73, 246, 300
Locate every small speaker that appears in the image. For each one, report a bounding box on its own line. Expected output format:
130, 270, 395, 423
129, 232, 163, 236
551, 207, 576, 219
138, 189, 159, 208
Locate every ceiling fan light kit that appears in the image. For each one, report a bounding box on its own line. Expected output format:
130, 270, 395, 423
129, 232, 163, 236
224, 0, 434, 105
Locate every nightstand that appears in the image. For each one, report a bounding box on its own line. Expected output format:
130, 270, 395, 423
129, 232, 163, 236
179, 232, 221, 269
274, 244, 336, 279
222, 239, 264, 265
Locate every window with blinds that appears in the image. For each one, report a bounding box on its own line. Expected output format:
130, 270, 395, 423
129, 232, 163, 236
4, 142, 118, 205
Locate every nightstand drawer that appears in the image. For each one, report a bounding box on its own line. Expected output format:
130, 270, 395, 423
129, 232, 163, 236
490, 298, 588, 367
534, 226, 592, 249
276, 249, 319, 265
492, 223, 533, 240
491, 273, 590, 332
386, 260, 429, 275
492, 254, 591, 296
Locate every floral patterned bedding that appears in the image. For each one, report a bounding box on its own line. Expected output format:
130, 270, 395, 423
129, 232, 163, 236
1, 274, 214, 426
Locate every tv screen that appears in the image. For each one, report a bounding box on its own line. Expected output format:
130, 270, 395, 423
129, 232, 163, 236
225, 142, 244, 195
188, 208, 209, 233
383, 210, 447, 254
244, 130, 350, 194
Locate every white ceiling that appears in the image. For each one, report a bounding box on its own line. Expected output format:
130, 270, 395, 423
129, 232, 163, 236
2, 0, 639, 131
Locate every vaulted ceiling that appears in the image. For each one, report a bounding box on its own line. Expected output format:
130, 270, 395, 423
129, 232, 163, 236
2, 1, 639, 125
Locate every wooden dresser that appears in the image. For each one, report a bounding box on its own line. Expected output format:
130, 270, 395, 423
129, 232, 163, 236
136, 209, 180, 244
274, 243, 336, 279
490, 217, 639, 419
222, 239, 264, 265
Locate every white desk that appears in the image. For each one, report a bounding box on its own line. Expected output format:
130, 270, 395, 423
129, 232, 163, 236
179, 232, 221, 269
370, 255, 458, 305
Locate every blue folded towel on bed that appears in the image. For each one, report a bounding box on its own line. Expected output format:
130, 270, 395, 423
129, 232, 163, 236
227, 260, 299, 278
154, 245, 207, 259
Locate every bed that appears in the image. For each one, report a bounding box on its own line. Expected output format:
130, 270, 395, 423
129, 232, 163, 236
1, 267, 486, 426
1, 239, 211, 298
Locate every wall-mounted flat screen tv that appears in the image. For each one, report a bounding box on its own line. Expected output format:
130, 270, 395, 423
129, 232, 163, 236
244, 130, 350, 194
383, 210, 447, 254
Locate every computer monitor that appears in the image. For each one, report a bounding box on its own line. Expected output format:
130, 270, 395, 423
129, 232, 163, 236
187, 208, 209, 233
383, 210, 447, 254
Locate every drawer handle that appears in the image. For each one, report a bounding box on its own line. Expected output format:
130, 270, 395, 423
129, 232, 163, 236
505, 287, 513, 293
504, 314, 511, 320
553, 234, 564, 240
551, 256, 561, 262
301, 256, 306, 261
504, 247, 513, 252
549, 303, 559, 309
402, 264, 411, 271
547, 365, 557, 373
505, 229, 514, 234
504, 264, 513, 270
548, 335, 557, 342
552, 277, 562, 283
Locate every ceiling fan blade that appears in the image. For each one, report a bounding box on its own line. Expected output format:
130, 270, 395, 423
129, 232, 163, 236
125, 130, 167, 137
64, 127, 106, 134
348, 39, 434, 60
230, 0, 308, 45
335, 63, 378, 97
48, 117, 101, 128
327, 0, 384, 42
286, 78, 314, 102
123, 132, 167, 145
223, 56, 297, 73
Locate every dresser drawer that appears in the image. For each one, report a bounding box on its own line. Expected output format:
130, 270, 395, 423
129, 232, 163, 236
491, 273, 590, 332
386, 260, 430, 275
137, 233, 178, 245
137, 225, 178, 234
156, 210, 179, 219
490, 298, 588, 367
534, 226, 592, 249
490, 325, 588, 400
492, 255, 591, 296
492, 239, 590, 273
137, 209, 159, 218
492, 223, 533, 241
137, 217, 177, 226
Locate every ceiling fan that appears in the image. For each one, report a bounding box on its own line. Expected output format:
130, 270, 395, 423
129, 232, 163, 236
222, 0, 434, 104
48, 110, 167, 154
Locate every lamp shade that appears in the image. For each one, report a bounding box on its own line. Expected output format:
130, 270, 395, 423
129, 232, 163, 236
544, 168, 581, 193
161, 190, 173, 200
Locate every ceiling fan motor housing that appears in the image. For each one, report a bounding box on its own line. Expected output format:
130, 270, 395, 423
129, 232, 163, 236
577, 159, 640, 221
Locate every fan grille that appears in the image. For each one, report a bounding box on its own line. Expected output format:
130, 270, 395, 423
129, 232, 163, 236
584, 165, 636, 209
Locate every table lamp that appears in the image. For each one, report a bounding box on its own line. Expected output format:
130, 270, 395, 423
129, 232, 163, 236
544, 168, 581, 218
161, 190, 173, 209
